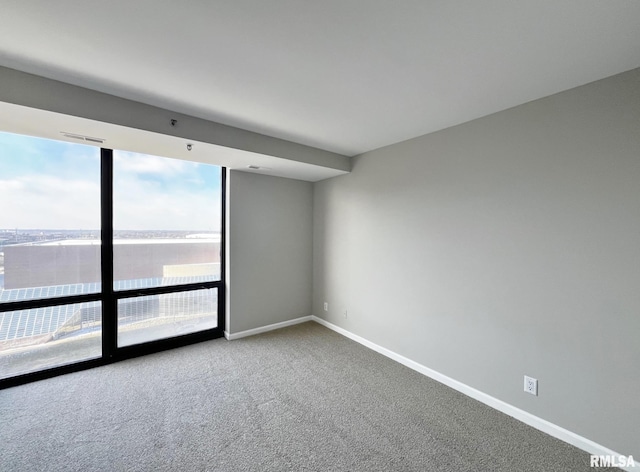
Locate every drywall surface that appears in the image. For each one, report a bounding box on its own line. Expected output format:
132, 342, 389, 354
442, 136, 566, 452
227, 170, 312, 333
0, 66, 349, 172
313, 68, 640, 457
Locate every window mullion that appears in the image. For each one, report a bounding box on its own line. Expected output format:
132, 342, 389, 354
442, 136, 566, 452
100, 148, 116, 359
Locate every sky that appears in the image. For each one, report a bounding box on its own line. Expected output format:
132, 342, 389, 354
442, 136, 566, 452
0, 131, 222, 231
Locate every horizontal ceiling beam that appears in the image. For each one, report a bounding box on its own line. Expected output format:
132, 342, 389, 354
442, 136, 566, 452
0, 66, 350, 173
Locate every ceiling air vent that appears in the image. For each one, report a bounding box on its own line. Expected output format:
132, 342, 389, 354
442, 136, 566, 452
61, 132, 105, 144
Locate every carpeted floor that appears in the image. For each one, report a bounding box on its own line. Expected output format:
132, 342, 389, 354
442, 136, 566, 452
0, 322, 618, 471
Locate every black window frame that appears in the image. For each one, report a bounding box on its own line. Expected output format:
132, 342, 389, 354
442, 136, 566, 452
0, 146, 226, 389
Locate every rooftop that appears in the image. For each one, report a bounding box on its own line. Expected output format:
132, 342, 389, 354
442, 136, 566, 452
31, 237, 221, 246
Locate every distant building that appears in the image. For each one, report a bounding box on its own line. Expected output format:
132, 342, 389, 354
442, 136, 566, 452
0, 238, 221, 345
3, 238, 220, 289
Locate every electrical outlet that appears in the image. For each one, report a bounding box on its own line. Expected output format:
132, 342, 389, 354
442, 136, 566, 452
323, 302, 328, 312
343, 309, 348, 318
524, 375, 538, 396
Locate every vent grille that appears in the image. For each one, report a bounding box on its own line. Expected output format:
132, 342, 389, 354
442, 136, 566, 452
61, 132, 105, 144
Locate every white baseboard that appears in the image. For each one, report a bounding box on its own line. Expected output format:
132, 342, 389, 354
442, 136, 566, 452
224, 316, 312, 341
311, 316, 638, 472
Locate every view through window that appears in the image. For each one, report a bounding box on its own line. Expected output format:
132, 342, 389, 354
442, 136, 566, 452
112, 150, 221, 346
0, 131, 223, 381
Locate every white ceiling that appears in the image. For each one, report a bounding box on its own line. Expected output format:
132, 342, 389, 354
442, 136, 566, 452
1, 1, 640, 157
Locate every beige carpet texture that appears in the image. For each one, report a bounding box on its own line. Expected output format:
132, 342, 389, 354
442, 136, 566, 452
0, 322, 619, 471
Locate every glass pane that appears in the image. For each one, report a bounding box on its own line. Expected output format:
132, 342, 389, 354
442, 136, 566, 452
118, 288, 217, 347
0, 301, 102, 379
112, 151, 221, 291
0, 131, 101, 301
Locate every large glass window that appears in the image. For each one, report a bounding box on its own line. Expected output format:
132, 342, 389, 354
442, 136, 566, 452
0, 301, 102, 379
0, 132, 224, 385
112, 151, 222, 346
118, 288, 218, 347
112, 151, 222, 289
0, 131, 102, 379
0, 132, 101, 297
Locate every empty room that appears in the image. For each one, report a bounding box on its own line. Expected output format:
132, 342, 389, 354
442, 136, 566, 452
1, 1, 639, 471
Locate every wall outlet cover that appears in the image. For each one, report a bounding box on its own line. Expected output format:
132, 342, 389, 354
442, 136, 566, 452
524, 375, 538, 396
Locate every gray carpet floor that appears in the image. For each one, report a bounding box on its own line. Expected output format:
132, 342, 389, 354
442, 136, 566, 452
0, 322, 618, 471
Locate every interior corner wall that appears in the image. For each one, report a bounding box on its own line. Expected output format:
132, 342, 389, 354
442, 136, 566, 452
312, 68, 640, 458
226, 170, 313, 334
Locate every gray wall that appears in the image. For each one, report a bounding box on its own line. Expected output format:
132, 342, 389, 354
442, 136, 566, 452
227, 170, 313, 333
313, 68, 640, 457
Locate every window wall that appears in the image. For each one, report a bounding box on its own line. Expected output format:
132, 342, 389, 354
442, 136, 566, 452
112, 150, 222, 347
0, 131, 225, 385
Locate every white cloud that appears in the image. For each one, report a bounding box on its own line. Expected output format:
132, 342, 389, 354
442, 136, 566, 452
114, 151, 189, 176
0, 175, 100, 229
112, 153, 221, 230
1, 151, 220, 231
114, 171, 220, 230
